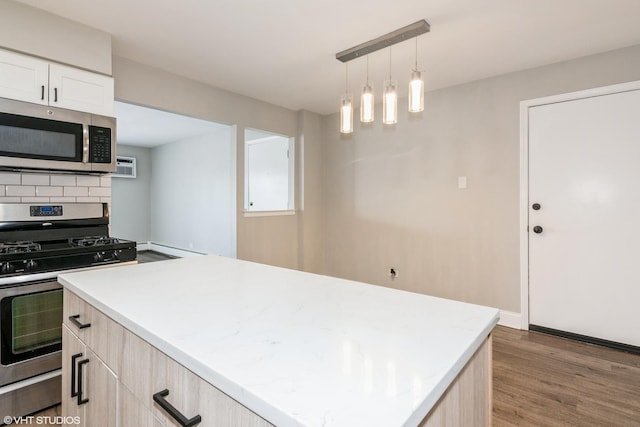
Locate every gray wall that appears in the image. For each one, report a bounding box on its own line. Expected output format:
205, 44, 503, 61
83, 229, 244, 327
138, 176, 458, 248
111, 145, 152, 243
8, 0, 640, 318
322, 45, 640, 314
0, 1, 112, 75
150, 130, 235, 256
112, 56, 323, 270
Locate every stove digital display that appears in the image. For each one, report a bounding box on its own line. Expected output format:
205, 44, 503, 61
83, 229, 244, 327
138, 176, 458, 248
30, 205, 63, 217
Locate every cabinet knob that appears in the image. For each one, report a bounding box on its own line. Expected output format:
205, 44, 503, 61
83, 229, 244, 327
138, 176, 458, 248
533, 225, 543, 234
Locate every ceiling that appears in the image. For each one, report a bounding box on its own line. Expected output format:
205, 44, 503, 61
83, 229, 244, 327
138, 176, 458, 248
114, 101, 229, 147
15, 0, 640, 115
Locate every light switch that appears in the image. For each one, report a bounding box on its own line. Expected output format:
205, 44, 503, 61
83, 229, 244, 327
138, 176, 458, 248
458, 176, 467, 189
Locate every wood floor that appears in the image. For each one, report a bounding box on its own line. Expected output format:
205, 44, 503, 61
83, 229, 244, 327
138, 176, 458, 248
492, 325, 640, 426
137, 250, 176, 263
35, 326, 640, 426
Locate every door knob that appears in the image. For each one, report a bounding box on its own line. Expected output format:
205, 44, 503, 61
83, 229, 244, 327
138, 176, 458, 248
532, 203, 541, 210
533, 226, 543, 234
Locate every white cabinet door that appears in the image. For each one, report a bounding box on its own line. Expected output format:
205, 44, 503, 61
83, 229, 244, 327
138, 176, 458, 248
49, 63, 114, 116
528, 88, 640, 348
0, 48, 48, 105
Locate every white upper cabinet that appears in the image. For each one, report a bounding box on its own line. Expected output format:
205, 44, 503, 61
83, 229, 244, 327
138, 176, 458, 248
0, 48, 114, 116
49, 63, 114, 116
0, 48, 49, 105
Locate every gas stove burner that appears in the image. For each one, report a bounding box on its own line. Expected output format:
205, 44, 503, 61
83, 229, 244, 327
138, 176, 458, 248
0, 241, 42, 254
69, 236, 120, 247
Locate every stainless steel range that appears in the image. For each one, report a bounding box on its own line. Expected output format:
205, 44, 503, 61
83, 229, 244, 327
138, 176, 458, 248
0, 203, 136, 418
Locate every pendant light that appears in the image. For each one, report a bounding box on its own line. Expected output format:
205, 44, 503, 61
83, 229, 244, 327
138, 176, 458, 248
383, 47, 398, 125
340, 63, 353, 134
408, 37, 424, 113
360, 56, 374, 123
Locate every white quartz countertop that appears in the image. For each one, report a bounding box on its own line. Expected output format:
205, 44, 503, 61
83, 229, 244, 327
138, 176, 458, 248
58, 255, 499, 427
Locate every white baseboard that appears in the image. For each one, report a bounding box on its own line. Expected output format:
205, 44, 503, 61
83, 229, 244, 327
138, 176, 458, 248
498, 310, 522, 329
136, 242, 151, 251
148, 243, 204, 258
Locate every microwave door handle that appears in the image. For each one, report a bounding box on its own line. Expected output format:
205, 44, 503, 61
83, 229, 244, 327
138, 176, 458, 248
82, 124, 90, 164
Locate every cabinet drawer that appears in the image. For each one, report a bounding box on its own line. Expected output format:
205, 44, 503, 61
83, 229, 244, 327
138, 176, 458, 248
63, 289, 124, 374
120, 328, 273, 427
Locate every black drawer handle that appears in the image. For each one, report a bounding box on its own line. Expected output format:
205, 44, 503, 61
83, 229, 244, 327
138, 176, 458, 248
153, 389, 202, 427
54, 87, 58, 103
69, 315, 91, 330
71, 353, 83, 398
41, 85, 45, 100
77, 359, 90, 405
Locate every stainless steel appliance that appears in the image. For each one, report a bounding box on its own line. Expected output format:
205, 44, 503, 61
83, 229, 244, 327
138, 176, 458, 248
0, 97, 116, 173
0, 203, 136, 418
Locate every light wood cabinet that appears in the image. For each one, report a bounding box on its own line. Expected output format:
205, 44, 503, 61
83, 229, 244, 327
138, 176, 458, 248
63, 289, 273, 427
63, 290, 124, 374
119, 315, 273, 427
0, 48, 114, 115
61, 324, 117, 427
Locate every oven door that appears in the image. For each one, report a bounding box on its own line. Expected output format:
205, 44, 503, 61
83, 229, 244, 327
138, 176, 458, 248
0, 280, 62, 387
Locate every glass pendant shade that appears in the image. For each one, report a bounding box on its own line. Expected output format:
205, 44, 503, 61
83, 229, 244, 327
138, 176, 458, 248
340, 94, 353, 134
383, 80, 398, 125
408, 69, 424, 113
360, 83, 374, 123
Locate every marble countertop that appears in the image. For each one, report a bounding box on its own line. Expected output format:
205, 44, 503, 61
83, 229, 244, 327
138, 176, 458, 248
58, 255, 499, 427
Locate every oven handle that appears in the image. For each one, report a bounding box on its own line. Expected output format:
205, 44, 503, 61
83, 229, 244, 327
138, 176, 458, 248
71, 352, 83, 398
69, 314, 91, 330
153, 389, 202, 427
77, 358, 90, 406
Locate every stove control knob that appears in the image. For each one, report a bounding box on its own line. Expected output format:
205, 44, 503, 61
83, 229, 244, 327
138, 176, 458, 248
94, 252, 104, 262
1, 262, 15, 274
112, 251, 120, 260
25, 260, 38, 271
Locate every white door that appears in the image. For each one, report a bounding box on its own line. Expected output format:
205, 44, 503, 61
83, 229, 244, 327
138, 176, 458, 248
528, 88, 640, 348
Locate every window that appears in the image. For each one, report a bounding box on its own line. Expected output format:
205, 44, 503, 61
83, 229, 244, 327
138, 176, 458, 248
244, 128, 294, 212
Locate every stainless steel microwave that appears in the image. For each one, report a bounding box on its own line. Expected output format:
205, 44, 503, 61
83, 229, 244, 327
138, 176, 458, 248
0, 97, 116, 173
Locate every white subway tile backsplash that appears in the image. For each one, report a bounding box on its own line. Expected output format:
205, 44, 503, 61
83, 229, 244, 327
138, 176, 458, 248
21, 174, 50, 186
0, 172, 113, 208
76, 175, 101, 187
36, 186, 63, 197
50, 175, 76, 186
64, 186, 89, 197
50, 197, 76, 203
21, 197, 51, 203
6, 186, 35, 197
0, 173, 21, 185
76, 197, 100, 203
88, 187, 110, 197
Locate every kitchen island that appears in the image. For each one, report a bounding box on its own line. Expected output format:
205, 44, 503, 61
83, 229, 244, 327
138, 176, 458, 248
58, 255, 499, 426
